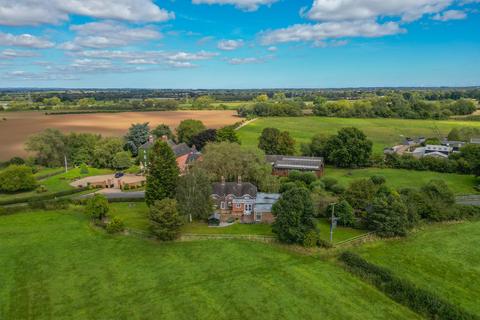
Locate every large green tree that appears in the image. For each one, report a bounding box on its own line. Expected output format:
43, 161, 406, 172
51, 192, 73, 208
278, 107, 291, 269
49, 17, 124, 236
272, 187, 318, 244
198, 142, 275, 191
25, 128, 66, 167
258, 127, 296, 155
145, 140, 179, 206
113, 151, 132, 170
85, 194, 109, 221
149, 199, 183, 241
152, 124, 174, 140
124, 122, 150, 156
176, 167, 212, 221
65, 132, 101, 166
176, 119, 206, 145
216, 126, 240, 144
324, 127, 372, 168
92, 137, 124, 169
366, 193, 409, 237
190, 129, 217, 150
0, 165, 36, 192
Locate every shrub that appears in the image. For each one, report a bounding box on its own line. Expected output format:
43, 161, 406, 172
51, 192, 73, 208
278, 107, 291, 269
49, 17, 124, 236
303, 230, 319, 248
370, 175, 386, 185
106, 216, 125, 233
85, 194, 109, 220
339, 252, 476, 320
0, 186, 90, 206
28, 198, 70, 210
80, 163, 89, 174
0, 165, 37, 192
330, 184, 346, 195
36, 185, 48, 193
327, 200, 355, 227
149, 198, 183, 241
322, 177, 338, 191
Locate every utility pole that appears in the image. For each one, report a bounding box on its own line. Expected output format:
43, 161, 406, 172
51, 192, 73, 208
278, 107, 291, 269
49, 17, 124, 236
64, 154, 68, 173
330, 203, 337, 243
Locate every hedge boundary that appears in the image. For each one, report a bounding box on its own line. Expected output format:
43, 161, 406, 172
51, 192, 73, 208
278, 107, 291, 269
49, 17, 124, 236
339, 252, 478, 320
0, 187, 90, 206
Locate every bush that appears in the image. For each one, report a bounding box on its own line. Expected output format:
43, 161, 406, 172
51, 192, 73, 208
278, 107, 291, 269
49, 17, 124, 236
339, 252, 476, 320
36, 185, 48, 193
80, 163, 89, 174
303, 230, 319, 247
330, 184, 346, 195
0, 186, 90, 206
28, 198, 70, 210
0, 165, 37, 192
370, 175, 386, 185
327, 200, 355, 227
106, 216, 125, 233
85, 194, 109, 220
149, 198, 183, 241
322, 177, 338, 191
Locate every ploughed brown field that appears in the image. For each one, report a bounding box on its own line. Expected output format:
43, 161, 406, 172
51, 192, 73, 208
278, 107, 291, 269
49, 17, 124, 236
0, 110, 239, 160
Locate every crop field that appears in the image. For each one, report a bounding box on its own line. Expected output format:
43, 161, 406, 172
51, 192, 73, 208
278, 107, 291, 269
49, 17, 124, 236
0, 110, 239, 160
0, 210, 420, 320
354, 221, 480, 316
325, 167, 479, 195
237, 117, 480, 154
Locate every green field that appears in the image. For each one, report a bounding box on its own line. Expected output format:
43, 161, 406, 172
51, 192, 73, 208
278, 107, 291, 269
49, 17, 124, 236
325, 167, 479, 195
0, 167, 112, 201
237, 117, 480, 154
110, 203, 367, 243
0, 210, 419, 319
354, 221, 480, 316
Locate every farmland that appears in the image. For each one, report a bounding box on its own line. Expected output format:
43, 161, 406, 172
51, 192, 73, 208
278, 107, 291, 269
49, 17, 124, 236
0, 210, 419, 320
354, 221, 480, 316
237, 117, 480, 154
325, 167, 479, 195
0, 110, 239, 160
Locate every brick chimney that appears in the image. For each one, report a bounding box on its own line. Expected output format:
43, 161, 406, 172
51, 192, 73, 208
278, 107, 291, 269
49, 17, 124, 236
221, 176, 225, 185
161, 135, 168, 142
237, 175, 242, 185
148, 135, 154, 143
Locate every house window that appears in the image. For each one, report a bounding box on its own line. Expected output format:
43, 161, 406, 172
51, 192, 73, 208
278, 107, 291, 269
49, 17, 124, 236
236, 203, 241, 209
255, 212, 262, 222
220, 202, 226, 209
245, 204, 253, 212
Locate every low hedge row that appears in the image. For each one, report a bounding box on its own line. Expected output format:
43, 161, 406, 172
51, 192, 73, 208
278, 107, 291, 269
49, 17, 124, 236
0, 187, 90, 206
339, 251, 478, 320
35, 169, 66, 180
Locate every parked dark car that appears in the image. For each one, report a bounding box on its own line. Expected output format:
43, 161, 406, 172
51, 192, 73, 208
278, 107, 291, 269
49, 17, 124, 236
114, 172, 124, 178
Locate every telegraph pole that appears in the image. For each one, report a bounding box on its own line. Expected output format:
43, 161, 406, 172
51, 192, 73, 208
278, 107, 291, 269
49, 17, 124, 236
330, 203, 337, 243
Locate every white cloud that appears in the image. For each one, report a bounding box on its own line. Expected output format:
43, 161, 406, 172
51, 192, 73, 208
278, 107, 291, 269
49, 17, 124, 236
267, 46, 278, 52
59, 21, 162, 50
0, 32, 54, 48
306, 0, 453, 22
192, 0, 277, 11
260, 20, 405, 45
225, 55, 273, 64
217, 39, 244, 50
0, 49, 39, 58
432, 9, 467, 20
0, 0, 174, 26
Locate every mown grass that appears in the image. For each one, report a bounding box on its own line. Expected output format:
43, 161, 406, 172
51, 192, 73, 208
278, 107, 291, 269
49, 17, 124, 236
353, 221, 480, 316
237, 117, 480, 154
316, 219, 367, 243
0, 210, 419, 319
325, 167, 479, 195
0, 167, 112, 201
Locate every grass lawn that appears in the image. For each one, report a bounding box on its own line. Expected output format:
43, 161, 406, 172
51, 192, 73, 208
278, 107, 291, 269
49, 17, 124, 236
316, 219, 367, 244
0, 210, 419, 319
237, 117, 480, 154
325, 167, 479, 195
0, 167, 113, 201
181, 221, 274, 235
353, 221, 480, 316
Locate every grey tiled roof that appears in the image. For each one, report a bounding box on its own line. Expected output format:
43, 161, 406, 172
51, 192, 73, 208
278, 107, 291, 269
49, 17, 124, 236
267, 155, 324, 170
172, 143, 192, 157
212, 182, 257, 198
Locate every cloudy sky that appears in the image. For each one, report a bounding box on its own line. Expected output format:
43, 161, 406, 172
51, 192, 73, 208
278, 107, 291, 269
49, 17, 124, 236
0, 0, 479, 88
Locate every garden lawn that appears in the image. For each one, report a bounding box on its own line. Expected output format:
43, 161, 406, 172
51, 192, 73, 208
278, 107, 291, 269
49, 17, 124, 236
0, 167, 113, 201
0, 210, 420, 320
325, 167, 479, 195
237, 117, 480, 154
353, 221, 480, 317
316, 219, 367, 244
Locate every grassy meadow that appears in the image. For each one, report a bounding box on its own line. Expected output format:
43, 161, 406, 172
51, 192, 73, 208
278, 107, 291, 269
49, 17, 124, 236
237, 117, 480, 154
0, 210, 420, 320
354, 221, 480, 316
325, 167, 479, 195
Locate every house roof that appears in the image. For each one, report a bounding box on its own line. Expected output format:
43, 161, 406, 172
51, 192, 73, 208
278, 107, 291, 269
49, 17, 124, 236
255, 192, 280, 213
139, 138, 176, 151
424, 151, 449, 159
425, 145, 452, 153
266, 155, 324, 171
172, 143, 192, 158
471, 138, 480, 144
212, 181, 257, 198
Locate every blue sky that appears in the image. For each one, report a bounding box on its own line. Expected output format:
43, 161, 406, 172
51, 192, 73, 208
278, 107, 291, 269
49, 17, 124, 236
0, 0, 479, 88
